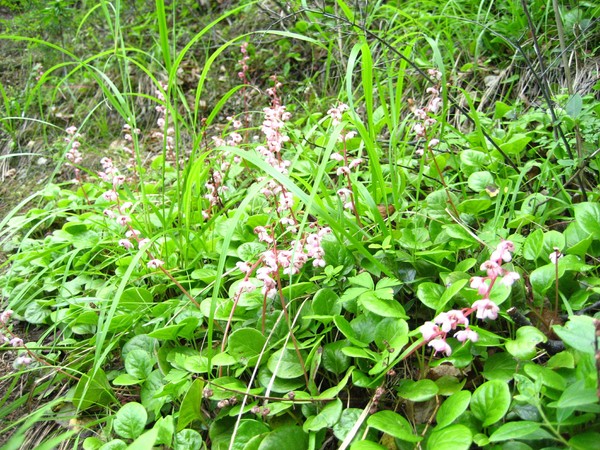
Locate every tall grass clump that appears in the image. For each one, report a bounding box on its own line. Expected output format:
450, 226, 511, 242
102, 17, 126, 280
0, 0, 599, 449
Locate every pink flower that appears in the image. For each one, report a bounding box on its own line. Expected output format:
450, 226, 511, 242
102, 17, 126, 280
549, 248, 562, 264
470, 276, 489, 296
116, 215, 131, 226
480, 260, 502, 278
119, 239, 133, 250
420, 321, 441, 341
255, 226, 273, 244
14, 355, 32, 367
103, 209, 116, 219
455, 328, 479, 343
336, 166, 350, 176
435, 310, 468, 332
491, 241, 514, 262
413, 123, 426, 137
0, 310, 13, 324
429, 138, 440, 147
348, 158, 363, 169
428, 338, 452, 356
330, 152, 345, 161
126, 229, 141, 239
236, 261, 252, 275
501, 271, 520, 287
414, 109, 428, 120
65, 126, 77, 135
471, 299, 499, 320
9, 337, 23, 347
103, 190, 119, 202
138, 238, 151, 248
147, 259, 164, 269
236, 280, 256, 294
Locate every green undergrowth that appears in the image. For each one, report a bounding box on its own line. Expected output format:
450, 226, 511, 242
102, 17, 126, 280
0, 1, 599, 449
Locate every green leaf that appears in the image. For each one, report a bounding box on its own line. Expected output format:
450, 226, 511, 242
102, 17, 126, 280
470, 380, 511, 427
120, 287, 152, 311
258, 367, 305, 393
373, 318, 408, 350
397, 379, 439, 402
312, 288, 341, 316
349, 442, 387, 450
113, 374, 142, 386
416, 282, 445, 310
569, 432, 600, 450
333, 315, 368, 347
177, 378, 205, 431
114, 402, 147, 439
349, 272, 375, 289
322, 341, 351, 375
552, 315, 595, 355
227, 327, 268, 365
489, 421, 541, 442
554, 380, 598, 408
565, 93, 583, 118
322, 236, 354, 272
467, 171, 494, 192
505, 326, 547, 360
574, 202, 600, 239
231, 420, 269, 450
73, 368, 115, 411
523, 229, 543, 260
148, 324, 187, 340
24, 301, 51, 324
367, 410, 422, 442
125, 350, 154, 380
500, 134, 531, 155
523, 364, 566, 391
303, 398, 343, 432
482, 352, 518, 382
257, 425, 307, 450
153, 415, 174, 446
359, 292, 407, 318
127, 428, 158, 450
460, 150, 489, 168
427, 424, 472, 450
333, 408, 366, 442
174, 429, 203, 450
99, 440, 127, 450
436, 391, 471, 429
267, 348, 307, 379
439, 279, 469, 311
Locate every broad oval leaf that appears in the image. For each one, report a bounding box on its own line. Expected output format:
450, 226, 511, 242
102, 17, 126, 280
114, 402, 147, 439
427, 424, 472, 450
436, 391, 471, 429
367, 410, 422, 442
470, 380, 511, 427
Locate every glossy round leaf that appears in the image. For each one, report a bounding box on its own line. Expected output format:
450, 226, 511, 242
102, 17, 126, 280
367, 410, 422, 442
470, 380, 511, 427
427, 424, 472, 450
436, 391, 471, 429
114, 402, 147, 439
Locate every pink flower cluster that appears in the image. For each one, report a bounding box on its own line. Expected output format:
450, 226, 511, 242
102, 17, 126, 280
64, 126, 83, 182
421, 240, 519, 356
237, 224, 331, 298
152, 81, 176, 162
412, 68, 443, 154
0, 310, 33, 368
326, 103, 363, 212
238, 42, 250, 82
